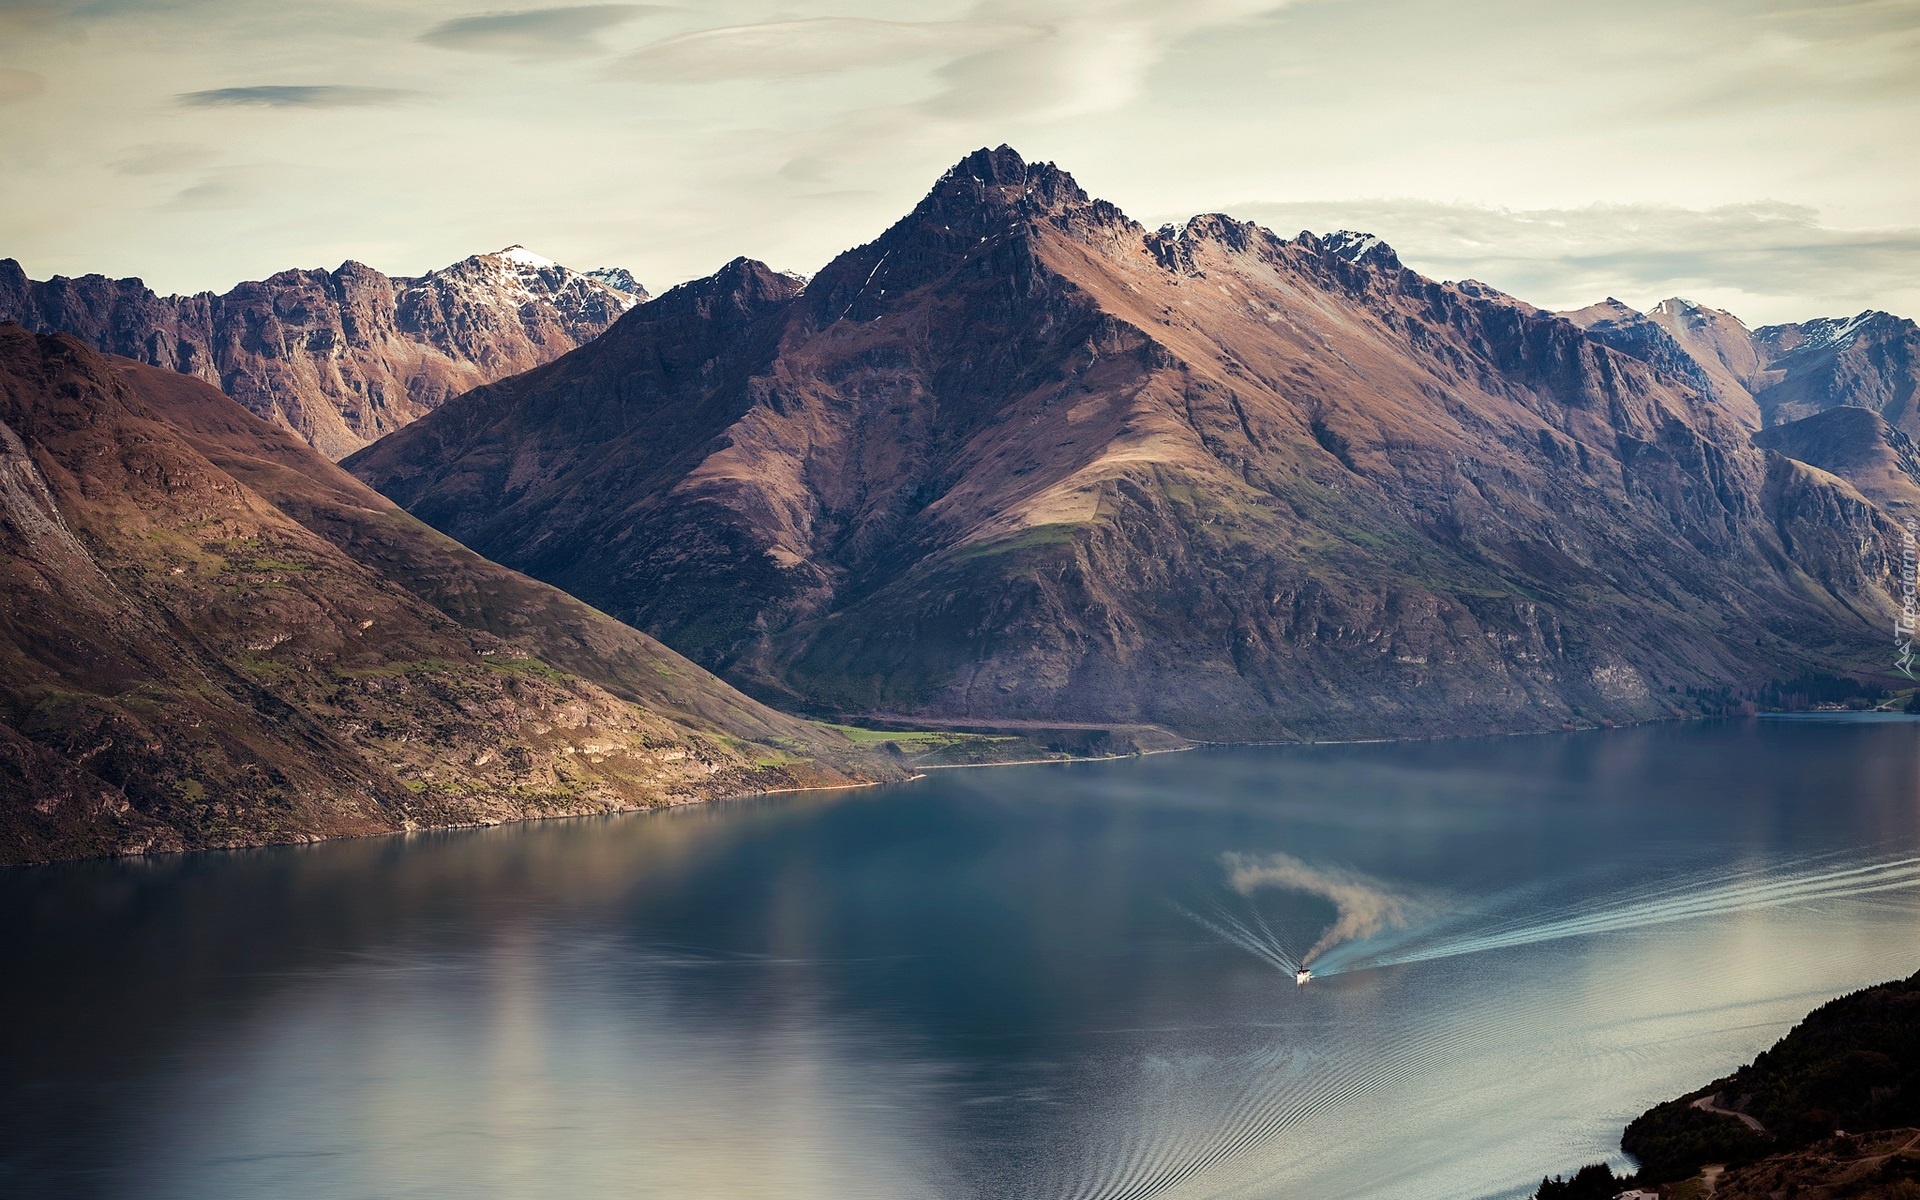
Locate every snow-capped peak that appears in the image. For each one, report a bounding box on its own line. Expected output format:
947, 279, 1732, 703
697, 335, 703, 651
493, 245, 558, 270
1650, 297, 1700, 317
1325, 231, 1379, 258
585, 266, 647, 298
1321, 230, 1396, 267
1795, 311, 1880, 352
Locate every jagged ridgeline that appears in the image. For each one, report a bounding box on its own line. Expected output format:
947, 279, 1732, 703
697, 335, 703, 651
0, 247, 647, 459
347, 146, 1907, 741
1562, 296, 1920, 440
0, 326, 895, 865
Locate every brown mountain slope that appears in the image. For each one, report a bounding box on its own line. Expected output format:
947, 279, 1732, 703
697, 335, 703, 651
1753, 407, 1920, 519
0, 323, 888, 866
1561, 297, 1762, 429
0, 247, 646, 459
348, 147, 1904, 741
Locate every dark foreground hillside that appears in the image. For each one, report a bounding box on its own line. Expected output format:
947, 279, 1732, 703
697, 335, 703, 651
0, 325, 894, 866
1535, 969, 1920, 1199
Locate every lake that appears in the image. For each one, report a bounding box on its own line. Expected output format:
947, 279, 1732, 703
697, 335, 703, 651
4, 717, 1919, 1200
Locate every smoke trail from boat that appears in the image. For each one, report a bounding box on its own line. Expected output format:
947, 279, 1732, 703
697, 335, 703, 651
1222, 852, 1424, 966
1316, 854, 1920, 975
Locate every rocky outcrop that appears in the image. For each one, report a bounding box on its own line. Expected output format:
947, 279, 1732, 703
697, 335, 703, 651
0, 247, 645, 458
348, 146, 1906, 741
0, 323, 889, 865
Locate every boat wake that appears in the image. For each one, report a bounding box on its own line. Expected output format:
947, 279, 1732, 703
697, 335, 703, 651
1090, 849, 1920, 1200
1317, 853, 1920, 976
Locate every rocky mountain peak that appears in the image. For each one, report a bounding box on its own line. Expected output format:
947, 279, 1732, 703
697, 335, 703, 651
1318, 229, 1402, 269
795, 147, 1110, 326
344, 148, 1913, 744
1761, 310, 1900, 355
895, 144, 1129, 246
654, 256, 802, 318
1649, 296, 1750, 334
585, 266, 648, 301
936, 144, 1084, 213
491, 244, 557, 269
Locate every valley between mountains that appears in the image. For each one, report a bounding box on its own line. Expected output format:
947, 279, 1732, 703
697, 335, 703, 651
5, 145, 1919, 863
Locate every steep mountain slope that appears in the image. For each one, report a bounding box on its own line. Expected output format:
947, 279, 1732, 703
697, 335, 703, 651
1561, 297, 1762, 429
0, 323, 886, 866
1753, 408, 1920, 518
349, 147, 1903, 741
1561, 297, 1920, 437
0, 247, 646, 458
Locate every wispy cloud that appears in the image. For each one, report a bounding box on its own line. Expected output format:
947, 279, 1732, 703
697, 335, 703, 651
421, 4, 667, 60
110, 142, 215, 175
611, 17, 1040, 83
1229, 198, 1920, 325
0, 67, 43, 103
908, 0, 1278, 123
162, 165, 275, 211
177, 85, 418, 109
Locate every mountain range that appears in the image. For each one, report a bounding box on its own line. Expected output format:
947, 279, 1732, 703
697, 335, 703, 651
343, 146, 1909, 742
1560, 296, 1920, 438
8, 144, 1918, 863
0, 325, 892, 866
0, 246, 644, 459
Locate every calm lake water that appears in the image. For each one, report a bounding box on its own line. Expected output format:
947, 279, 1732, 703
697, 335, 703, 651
5, 717, 1920, 1200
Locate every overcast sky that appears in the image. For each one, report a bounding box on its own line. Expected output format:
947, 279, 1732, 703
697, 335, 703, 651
1, 0, 1915, 324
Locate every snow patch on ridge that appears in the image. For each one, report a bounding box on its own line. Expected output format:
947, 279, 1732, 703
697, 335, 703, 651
1320, 230, 1398, 267
585, 267, 647, 300
1325, 231, 1380, 259
494, 245, 558, 270
1793, 311, 1880, 352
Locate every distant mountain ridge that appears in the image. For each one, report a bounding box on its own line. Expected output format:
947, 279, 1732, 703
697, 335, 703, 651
0, 247, 646, 458
346, 145, 1906, 741
1561, 296, 1920, 436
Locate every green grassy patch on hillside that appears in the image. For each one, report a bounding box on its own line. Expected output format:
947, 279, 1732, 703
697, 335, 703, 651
950, 523, 1081, 561
481, 657, 568, 683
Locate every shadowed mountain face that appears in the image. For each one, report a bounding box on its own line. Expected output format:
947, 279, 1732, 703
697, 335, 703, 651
0, 247, 646, 459
0, 324, 887, 865
349, 147, 1904, 741
1563, 298, 1920, 437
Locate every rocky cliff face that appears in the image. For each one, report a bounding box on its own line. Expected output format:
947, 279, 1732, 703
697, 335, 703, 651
1562, 297, 1920, 437
0, 247, 645, 459
348, 146, 1905, 741
0, 323, 887, 865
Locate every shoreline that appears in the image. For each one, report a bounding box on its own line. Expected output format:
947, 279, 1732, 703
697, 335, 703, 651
915, 744, 1196, 770
9, 710, 1901, 871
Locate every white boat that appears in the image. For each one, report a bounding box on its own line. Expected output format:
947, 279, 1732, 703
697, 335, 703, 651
1295, 968, 1312, 986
